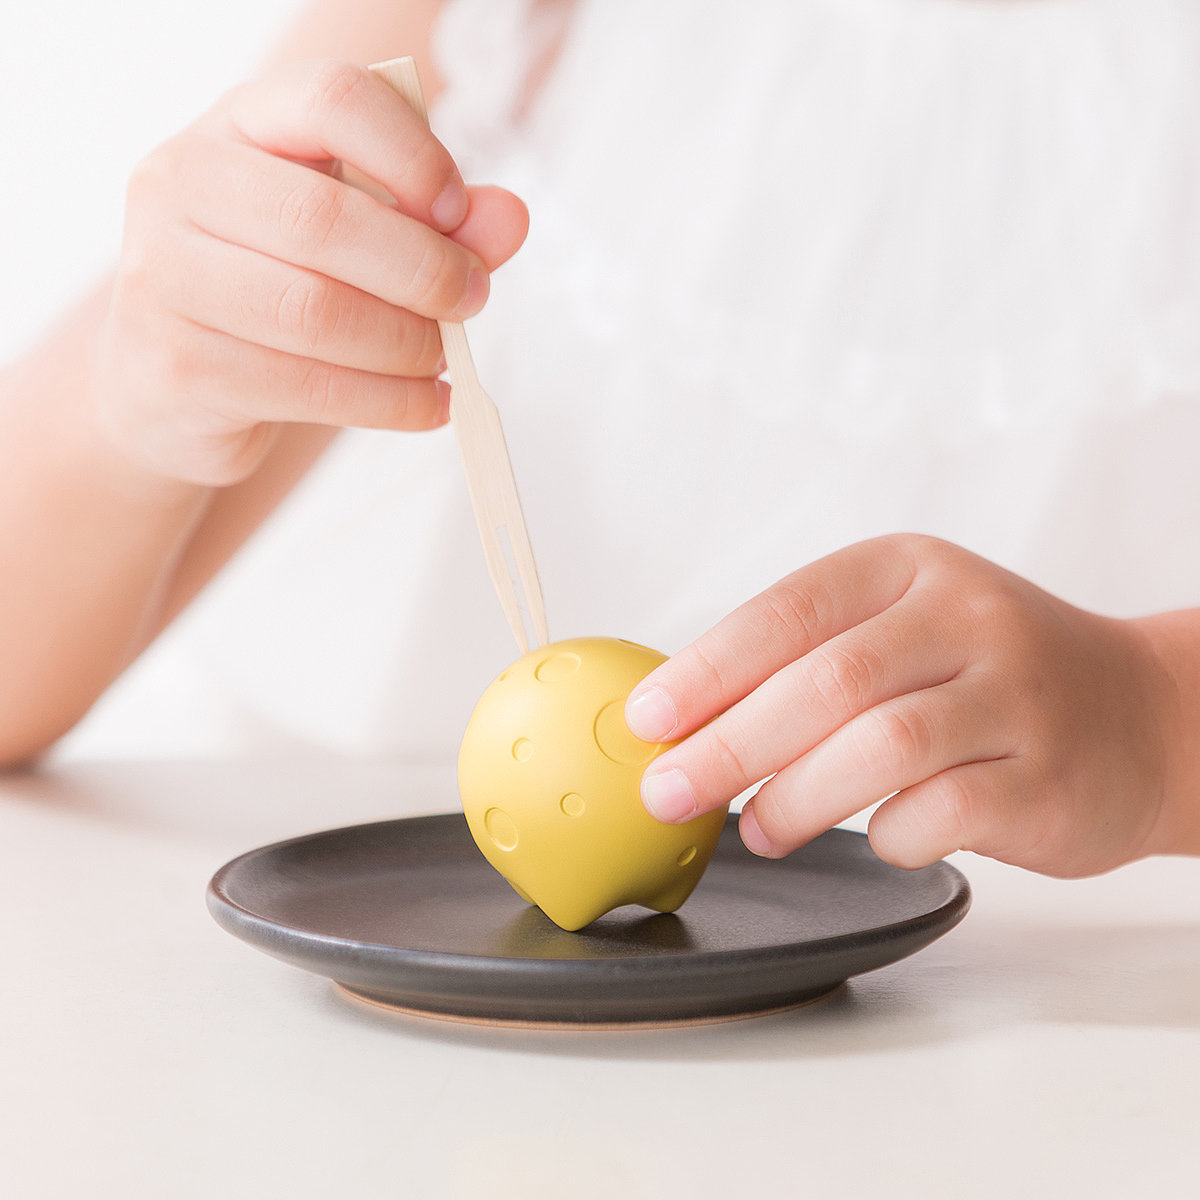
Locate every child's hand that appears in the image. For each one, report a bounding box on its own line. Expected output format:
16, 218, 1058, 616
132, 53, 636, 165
626, 534, 1185, 877
93, 60, 528, 486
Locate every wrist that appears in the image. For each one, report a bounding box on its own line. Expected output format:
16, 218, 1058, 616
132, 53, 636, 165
83, 324, 212, 505
1128, 610, 1200, 858
85, 402, 213, 508
13, 283, 213, 509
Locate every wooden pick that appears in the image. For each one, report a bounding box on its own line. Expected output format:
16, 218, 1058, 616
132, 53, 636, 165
369, 56, 549, 654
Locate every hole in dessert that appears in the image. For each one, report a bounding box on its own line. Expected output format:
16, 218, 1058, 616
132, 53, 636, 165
484, 807, 519, 851
534, 652, 582, 682
593, 701, 658, 766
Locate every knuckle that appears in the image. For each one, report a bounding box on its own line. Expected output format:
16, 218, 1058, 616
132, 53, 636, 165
152, 326, 205, 392
962, 586, 1006, 635
393, 315, 442, 375
409, 139, 458, 202
858, 701, 935, 775
217, 79, 253, 114
116, 231, 164, 301
277, 178, 346, 253
762, 579, 823, 645
384, 379, 416, 427
961, 577, 1033, 651
924, 770, 976, 851
125, 154, 161, 206
882, 532, 961, 585
889, 531, 948, 561
871, 769, 976, 869
415, 318, 444, 373
405, 236, 457, 314
297, 359, 341, 421
686, 639, 734, 701
888, 530, 934, 555
806, 642, 878, 720
274, 274, 341, 351
127, 136, 183, 199
705, 724, 752, 786
305, 61, 368, 122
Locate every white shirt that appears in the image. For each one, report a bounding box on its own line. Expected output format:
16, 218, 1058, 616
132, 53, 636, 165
64, 0, 1200, 762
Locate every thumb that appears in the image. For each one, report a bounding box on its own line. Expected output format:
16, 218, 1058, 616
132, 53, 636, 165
450, 185, 529, 272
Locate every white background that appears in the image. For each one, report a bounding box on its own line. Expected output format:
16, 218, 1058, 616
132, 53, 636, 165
1, 13, 1197, 1198
0, 0, 298, 364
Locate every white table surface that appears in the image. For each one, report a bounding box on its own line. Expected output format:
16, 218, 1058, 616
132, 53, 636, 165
1, 756, 1197, 1200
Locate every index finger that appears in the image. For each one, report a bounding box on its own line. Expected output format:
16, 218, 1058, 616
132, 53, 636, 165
625, 535, 921, 742
216, 60, 468, 232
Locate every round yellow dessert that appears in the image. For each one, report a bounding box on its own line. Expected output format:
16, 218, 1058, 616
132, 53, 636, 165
458, 636, 729, 931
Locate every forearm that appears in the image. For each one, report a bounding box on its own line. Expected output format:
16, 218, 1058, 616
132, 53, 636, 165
1133, 608, 1200, 857
0, 287, 211, 766
0, 0, 496, 767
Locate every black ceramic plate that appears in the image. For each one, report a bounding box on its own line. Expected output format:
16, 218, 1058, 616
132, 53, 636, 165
207, 814, 970, 1027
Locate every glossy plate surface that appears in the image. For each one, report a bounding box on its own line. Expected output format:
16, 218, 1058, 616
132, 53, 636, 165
207, 814, 970, 1026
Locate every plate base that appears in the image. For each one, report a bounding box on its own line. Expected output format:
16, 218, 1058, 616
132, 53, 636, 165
334, 979, 845, 1031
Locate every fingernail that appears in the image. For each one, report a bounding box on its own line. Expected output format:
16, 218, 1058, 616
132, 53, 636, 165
641, 768, 697, 824
431, 182, 468, 232
454, 269, 488, 318
740, 803, 775, 857
626, 686, 678, 741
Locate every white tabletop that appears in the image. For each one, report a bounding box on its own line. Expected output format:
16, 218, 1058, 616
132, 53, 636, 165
1, 756, 1196, 1200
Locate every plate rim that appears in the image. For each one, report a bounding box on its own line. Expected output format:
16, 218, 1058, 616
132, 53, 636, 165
206, 812, 972, 982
